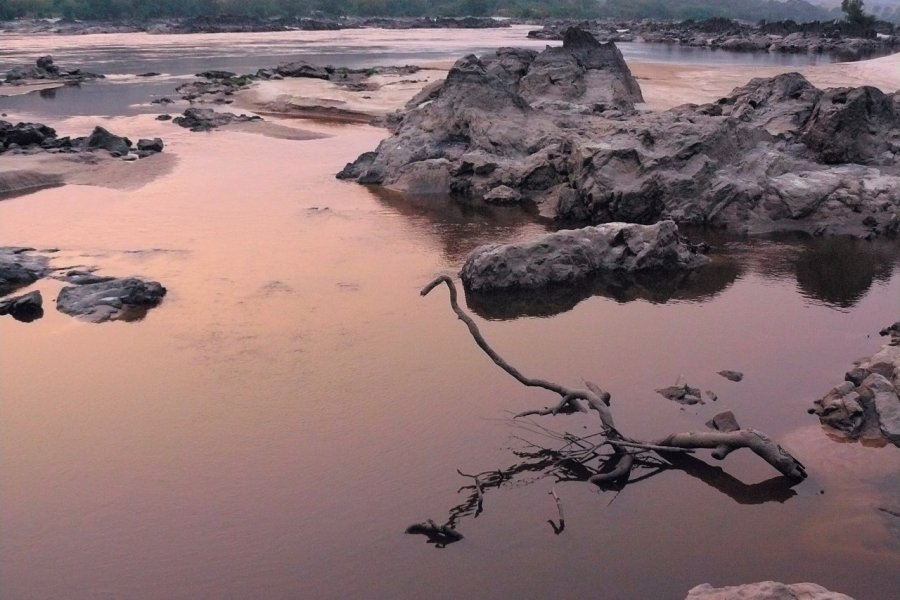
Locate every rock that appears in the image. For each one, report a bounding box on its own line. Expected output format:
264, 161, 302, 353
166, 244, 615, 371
86, 126, 132, 155
0, 290, 43, 322
137, 72, 161, 77
172, 107, 261, 131
0, 247, 49, 295
685, 581, 855, 599
156, 114, 173, 121
136, 138, 164, 153
274, 61, 330, 79
56, 277, 167, 323
460, 221, 709, 292
483, 185, 522, 204
813, 323, 900, 447
0, 120, 57, 148
801, 86, 900, 165
657, 383, 704, 405
717, 370, 744, 382
706, 411, 740, 432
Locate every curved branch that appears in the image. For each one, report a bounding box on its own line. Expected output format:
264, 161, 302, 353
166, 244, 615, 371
655, 429, 807, 481
422, 275, 615, 430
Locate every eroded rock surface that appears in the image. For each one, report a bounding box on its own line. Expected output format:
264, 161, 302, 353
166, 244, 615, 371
685, 581, 855, 599
812, 322, 900, 447
339, 29, 900, 237
56, 277, 167, 323
459, 220, 708, 292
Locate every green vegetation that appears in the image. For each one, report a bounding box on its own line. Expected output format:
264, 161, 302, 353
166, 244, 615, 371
841, 0, 877, 25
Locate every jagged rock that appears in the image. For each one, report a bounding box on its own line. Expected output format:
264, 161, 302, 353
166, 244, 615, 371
0, 247, 49, 295
459, 220, 708, 292
56, 277, 167, 323
86, 126, 132, 155
801, 86, 900, 165
172, 107, 261, 131
4, 55, 103, 84
685, 581, 855, 599
483, 185, 522, 205
0, 290, 43, 322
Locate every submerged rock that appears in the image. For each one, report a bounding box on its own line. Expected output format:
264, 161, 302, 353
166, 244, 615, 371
459, 220, 708, 292
56, 277, 167, 323
812, 322, 900, 447
717, 370, 744, 382
339, 28, 900, 237
685, 581, 855, 599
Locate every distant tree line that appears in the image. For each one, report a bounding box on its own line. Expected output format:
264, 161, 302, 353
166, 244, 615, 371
1, 0, 897, 24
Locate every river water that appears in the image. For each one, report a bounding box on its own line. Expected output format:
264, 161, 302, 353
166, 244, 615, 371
1, 26, 899, 600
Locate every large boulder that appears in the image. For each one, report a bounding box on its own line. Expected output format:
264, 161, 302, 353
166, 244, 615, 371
0, 120, 57, 148
459, 220, 708, 292
56, 277, 167, 323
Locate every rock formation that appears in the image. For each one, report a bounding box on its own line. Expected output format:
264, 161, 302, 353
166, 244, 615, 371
811, 322, 900, 447
338, 29, 900, 238
1, 121, 163, 159
0, 247, 49, 295
2, 55, 103, 85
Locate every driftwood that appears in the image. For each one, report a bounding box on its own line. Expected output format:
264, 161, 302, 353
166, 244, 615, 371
407, 275, 807, 544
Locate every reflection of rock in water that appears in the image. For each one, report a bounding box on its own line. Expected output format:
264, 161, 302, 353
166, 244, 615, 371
465, 258, 742, 320
367, 187, 549, 264
793, 237, 898, 309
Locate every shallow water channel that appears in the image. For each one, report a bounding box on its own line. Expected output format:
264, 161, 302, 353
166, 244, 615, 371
1, 27, 899, 600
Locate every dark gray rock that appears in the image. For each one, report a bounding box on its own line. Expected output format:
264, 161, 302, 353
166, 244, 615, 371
0, 290, 43, 322
136, 138, 164, 153
56, 277, 167, 323
86, 126, 132, 155
460, 220, 709, 292
657, 383, 704, 405
0, 247, 49, 295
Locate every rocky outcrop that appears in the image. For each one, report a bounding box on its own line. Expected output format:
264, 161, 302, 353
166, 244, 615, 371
172, 107, 261, 131
811, 322, 900, 447
2, 55, 103, 85
56, 277, 167, 323
685, 581, 854, 599
459, 220, 708, 292
1, 121, 163, 159
0, 290, 43, 322
0, 247, 50, 295
339, 31, 900, 238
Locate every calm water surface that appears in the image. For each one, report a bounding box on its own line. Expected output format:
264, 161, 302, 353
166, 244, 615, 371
1, 29, 899, 600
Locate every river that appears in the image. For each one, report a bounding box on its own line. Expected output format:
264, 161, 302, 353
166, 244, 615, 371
1, 26, 899, 600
